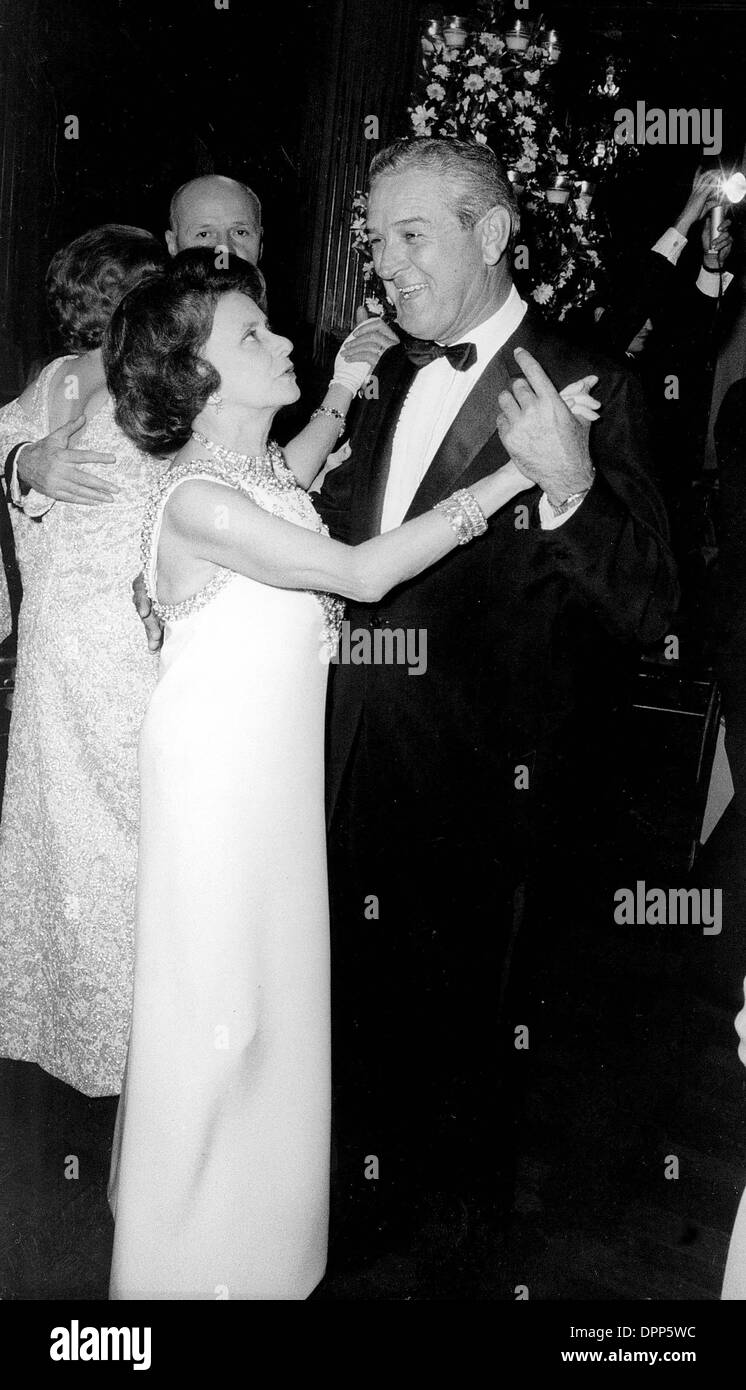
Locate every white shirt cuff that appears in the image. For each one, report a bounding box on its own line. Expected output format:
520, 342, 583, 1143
696, 265, 734, 297
9, 443, 55, 518
539, 491, 584, 530
652, 227, 687, 265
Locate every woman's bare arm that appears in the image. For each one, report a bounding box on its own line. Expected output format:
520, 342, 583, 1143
163, 463, 533, 605
282, 383, 354, 490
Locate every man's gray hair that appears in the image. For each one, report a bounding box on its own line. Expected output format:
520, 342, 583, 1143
368, 137, 519, 236
168, 176, 262, 231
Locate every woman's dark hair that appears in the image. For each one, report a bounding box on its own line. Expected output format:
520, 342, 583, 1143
103, 249, 268, 457
46, 224, 167, 353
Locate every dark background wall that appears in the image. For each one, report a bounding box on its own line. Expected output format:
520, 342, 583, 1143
2, 0, 746, 399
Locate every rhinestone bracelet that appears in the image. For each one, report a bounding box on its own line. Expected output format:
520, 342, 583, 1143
310, 405, 347, 438
434, 488, 488, 545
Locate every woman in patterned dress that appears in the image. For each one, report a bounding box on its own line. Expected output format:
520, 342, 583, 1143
0, 226, 167, 1095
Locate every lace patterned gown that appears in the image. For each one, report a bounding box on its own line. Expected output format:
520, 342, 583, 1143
723, 979, 746, 1299
108, 448, 340, 1301
0, 559, 10, 645
0, 359, 161, 1095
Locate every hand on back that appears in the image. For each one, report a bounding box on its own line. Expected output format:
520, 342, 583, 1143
17, 415, 119, 505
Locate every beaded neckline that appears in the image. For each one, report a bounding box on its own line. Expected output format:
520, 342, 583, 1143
140, 453, 344, 652
192, 430, 270, 468
190, 434, 295, 488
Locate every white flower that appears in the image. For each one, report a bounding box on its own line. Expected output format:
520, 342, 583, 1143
468, 53, 487, 66
479, 32, 501, 53
433, 63, 450, 78
532, 283, 554, 304
516, 155, 536, 174
524, 70, 541, 85
411, 104, 436, 135
555, 151, 569, 166
464, 74, 485, 92
516, 115, 536, 133
475, 131, 488, 145
523, 139, 539, 158
426, 82, 446, 100
483, 65, 503, 84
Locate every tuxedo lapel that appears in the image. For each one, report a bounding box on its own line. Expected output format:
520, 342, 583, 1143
351, 346, 418, 540
402, 311, 546, 520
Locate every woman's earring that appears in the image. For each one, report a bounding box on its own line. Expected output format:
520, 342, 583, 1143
207, 391, 223, 413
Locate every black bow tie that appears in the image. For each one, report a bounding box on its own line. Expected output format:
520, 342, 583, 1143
402, 338, 477, 372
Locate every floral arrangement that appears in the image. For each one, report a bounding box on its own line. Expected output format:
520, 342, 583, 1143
351, 5, 636, 325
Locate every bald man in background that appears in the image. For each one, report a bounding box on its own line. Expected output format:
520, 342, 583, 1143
5, 174, 263, 507
166, 174, 262, 264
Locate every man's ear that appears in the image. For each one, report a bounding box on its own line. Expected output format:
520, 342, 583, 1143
479, 205, 513, 266
165, 229, 178, 257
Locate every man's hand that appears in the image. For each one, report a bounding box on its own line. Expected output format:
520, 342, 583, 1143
674, 167, 721, 237
17, 416, 119, 504
496, 348, 595, 508
703, 215, 733, 270
132, 571, 164, 653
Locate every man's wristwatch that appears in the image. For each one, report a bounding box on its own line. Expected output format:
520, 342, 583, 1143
547, 467, 596, 518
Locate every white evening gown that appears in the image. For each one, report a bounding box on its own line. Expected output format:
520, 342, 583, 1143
723, 977, 746, 1299
109, 446, 342, 1301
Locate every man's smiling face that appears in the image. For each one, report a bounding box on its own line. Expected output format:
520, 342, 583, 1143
366, 168, 508, 343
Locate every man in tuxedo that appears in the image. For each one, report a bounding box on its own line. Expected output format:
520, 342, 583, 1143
317, 137, 679, 1268
4, 174, 262, 509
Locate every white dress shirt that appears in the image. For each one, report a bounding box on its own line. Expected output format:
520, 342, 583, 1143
380, 287, 526, 533
380, 286, 583, 534
652, 225, 733, 297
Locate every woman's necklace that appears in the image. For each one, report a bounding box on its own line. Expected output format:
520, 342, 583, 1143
191, 429, 273, 467
191, 429, 293, 489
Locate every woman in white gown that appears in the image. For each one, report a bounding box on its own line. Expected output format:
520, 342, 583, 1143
102, 250, 542, 1299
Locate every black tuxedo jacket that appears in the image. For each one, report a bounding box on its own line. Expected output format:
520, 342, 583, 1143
317, 309, 679, 826
711, 379, 746, 810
